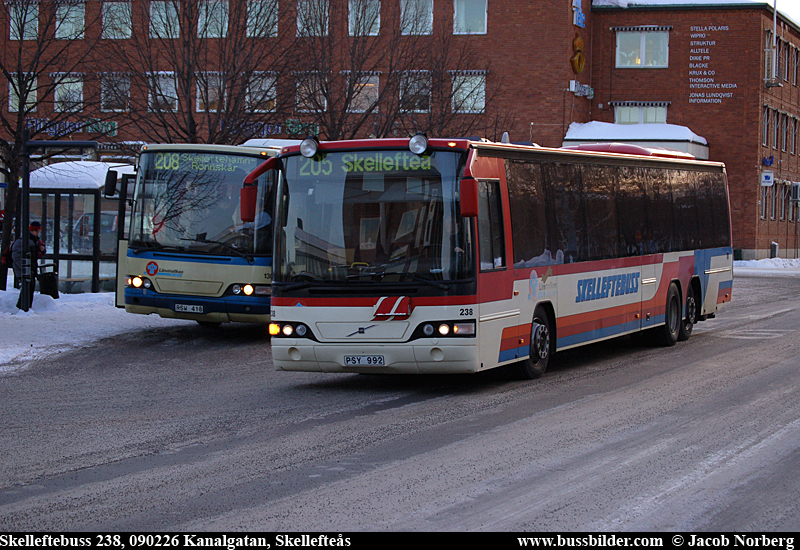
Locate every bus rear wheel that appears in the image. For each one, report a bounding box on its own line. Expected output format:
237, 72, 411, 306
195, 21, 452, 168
660, 283, 681, 347
678, 284, 696, 342
516, 308, 551, 380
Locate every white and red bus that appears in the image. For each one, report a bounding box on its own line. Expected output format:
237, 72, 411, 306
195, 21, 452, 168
247, 135, 732, 378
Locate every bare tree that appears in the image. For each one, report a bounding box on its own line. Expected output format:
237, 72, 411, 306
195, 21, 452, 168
0, 0, 115, 255
109, 0, 299, 144
291, 0, 515, 141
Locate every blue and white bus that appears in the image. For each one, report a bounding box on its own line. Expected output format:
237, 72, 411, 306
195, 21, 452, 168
116, 142, 293, 326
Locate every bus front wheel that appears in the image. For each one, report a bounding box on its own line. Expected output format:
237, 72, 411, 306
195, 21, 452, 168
516, 308, 551, 380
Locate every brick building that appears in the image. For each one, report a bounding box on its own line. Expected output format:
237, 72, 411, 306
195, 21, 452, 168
1, 0, 799, 258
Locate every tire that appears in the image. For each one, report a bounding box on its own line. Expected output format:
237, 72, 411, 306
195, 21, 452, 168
660, 283, 681, 347
516, 308, 552, 380
678, 283, 696, 342
197, 321, 222, 328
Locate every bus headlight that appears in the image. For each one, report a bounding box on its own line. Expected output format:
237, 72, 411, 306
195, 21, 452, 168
295, 324, 307, 337
232, 284, 242, 295
409, 133, 428, 155
300, 136, 320, 158
438, 323, 450, 336
243, 284, 254, 296
127, 276, 151, 289
282, 325, 294, 336
423, 324, 434, 336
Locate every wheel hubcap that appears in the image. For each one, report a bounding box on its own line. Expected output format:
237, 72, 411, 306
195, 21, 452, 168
532, 322, 549, 361
685, 296, 696, 327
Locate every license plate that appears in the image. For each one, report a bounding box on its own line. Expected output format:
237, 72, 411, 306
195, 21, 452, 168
344, 355, 385, 366
175, 304, 203, 313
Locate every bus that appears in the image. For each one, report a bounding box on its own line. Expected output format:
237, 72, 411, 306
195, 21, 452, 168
116, 142, 293, 326
250, 135, 733, 377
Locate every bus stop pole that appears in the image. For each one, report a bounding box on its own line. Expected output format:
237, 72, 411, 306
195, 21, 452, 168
19, 129, 32, 312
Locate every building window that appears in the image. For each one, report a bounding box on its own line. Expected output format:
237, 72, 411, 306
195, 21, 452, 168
793, 118, 798, 155
794, 47, 798, 86
53, 74, 83, 112
614, 104, 667, 124
102, 2, 132, 39
197, 72, 224, 112
784, 42, 791, 81
297, 0, 328, 37
400, 71, 430, 113
101, 73, 130, 112
198, 0, 228, 38
56, 1, 85, 40
349, 0, 379, 36
781, 183, 788, 220
247, 0, 278, 37
8, 75, 36, 112
148, 72, 178, 111
773, 110, 780, 149
453, 0, 487, 35
451, 72, 486, 113
9, 2, 38, 40
615, 30, 669, 68
761, 185, 768, 219
401, 0, 432, 35
150, 1, 179, 39
247, 72, 277, 112
345, 73, 379, 113
772, 183, 778, 219
296, 72, 326, 112
782, 114, 788, 152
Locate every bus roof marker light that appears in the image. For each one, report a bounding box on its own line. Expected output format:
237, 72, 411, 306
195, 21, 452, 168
409, 133, 428, 155
300, 136, 320, 158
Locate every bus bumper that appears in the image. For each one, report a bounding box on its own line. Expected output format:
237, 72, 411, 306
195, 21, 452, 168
272, 340, 480, 374
124, 288, 271, 324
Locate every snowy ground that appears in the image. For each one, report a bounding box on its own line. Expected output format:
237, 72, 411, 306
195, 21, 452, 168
1, 259, 798, 374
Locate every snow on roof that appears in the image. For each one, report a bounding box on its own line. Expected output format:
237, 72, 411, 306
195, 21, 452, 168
592, 0, 799, 27
30, 161, 135, 190
564, 121, 708, 144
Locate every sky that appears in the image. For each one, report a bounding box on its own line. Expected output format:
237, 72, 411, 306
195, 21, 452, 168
2, 260, 800, 375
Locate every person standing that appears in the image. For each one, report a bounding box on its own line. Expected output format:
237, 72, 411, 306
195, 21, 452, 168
12, 220, 45, 310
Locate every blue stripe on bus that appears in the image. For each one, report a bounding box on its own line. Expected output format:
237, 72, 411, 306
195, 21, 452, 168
127, 250, 271, 266
125, 288, 271, 315
556, 317, 663, 349
695, 247, 733, 297
719, 279, 733, 290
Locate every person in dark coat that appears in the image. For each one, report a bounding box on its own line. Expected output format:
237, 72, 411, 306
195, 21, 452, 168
12, 220, 45, 310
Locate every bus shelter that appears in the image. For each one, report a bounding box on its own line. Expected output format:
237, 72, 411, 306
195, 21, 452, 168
29, 161, 134, 293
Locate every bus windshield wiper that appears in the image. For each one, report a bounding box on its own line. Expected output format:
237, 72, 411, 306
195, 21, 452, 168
346, 270, 449, 290
180, 234, 254, 264
129, 241, 164, 254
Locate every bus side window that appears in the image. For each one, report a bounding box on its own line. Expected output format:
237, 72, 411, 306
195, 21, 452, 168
477, 180, 506, 271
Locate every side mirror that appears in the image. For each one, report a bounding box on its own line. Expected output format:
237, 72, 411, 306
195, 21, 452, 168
240, 186, 257, 223
104, 170, 118, 197
459, 177, 479, 218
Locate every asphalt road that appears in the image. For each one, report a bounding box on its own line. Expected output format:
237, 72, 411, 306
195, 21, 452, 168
1, 272, 799, 531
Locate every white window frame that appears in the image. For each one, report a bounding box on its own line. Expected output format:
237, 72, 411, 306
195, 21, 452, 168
346, 72, 379, 113
150, 1, 179, 39
148, 72, 178, 112
399, 71, 431, 113
614, 104, 667, 124
9, 1, 38, 40
53, 73, 84, 112
453, 0, 487, 35
297, 0, 328, 37
400, 0, 432, 36
247, 0, 278, 38
198, 0, 229, 38
451, 72, 486, 114
102, 2, 132, 39
615, 30, 669, 68
56, 1, 85, 40
8, 75, 36, 113
247, 72, 277, 112
100, 73, 130, 112
348, 0, 380, 36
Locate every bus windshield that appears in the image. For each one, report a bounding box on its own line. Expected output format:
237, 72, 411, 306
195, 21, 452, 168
274, 149, 474, 285
130, 150, 270, 257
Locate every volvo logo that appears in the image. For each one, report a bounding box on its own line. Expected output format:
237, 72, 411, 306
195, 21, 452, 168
346, 324, 376, 337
